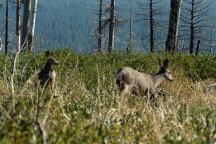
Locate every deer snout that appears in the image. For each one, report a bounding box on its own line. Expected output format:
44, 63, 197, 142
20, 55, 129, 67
169, 78, 174, 81
165, 72, 174, 81
54, 60, 59, 65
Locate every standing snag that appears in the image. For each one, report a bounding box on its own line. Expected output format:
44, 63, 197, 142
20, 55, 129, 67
116, 59, 173, 100
166, 0, 182, 53
38, 51, 59, 88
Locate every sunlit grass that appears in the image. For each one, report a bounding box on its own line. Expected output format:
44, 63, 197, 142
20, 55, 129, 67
0, 50, 216, 143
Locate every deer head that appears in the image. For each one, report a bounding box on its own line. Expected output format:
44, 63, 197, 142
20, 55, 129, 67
157, 59, 173, 81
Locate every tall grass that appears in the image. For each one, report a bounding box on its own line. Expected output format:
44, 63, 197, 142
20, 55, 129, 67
0, 50, 216, 143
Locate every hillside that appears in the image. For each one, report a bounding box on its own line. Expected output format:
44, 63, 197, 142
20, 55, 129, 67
0, 50, 216, 143
1, 0, 216, 53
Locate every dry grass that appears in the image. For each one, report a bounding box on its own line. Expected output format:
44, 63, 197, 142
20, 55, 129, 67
0, 52, 216, 143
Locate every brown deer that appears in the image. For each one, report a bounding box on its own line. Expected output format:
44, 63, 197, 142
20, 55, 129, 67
38, 51, 59, 88
116, 59, 173, 100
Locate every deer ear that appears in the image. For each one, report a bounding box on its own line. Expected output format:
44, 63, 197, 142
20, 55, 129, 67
163, 59, 169, 68
158, 58, 162, 67
45, 51, 51, 57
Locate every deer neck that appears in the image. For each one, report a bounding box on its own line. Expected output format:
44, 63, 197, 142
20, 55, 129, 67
44, 63, 53, 72
153, 73, 165, 88
39, 64, 52, 78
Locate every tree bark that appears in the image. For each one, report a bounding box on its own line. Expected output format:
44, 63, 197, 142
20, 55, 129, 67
127, 0, 133, 54
98, 0, 103, 53
28, 0, 38, 52
21, 0, 30, 48
195, 40, 200, 55
16, 0, 21, 52
149, 0, 154, 52
174, 0, 182, 50
189, 0, 195, 54
166, 0, 182, 53
0, 37, 2, 51
5, 0, 8, 55
108, 0, 115, 53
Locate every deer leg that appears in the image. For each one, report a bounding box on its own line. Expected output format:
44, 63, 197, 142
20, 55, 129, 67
121, 84, 130, 96
131, 86, 143, 97
144, 89, 154, 103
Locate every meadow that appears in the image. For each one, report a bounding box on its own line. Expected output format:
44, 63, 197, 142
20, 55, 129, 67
0, 49, 216, 143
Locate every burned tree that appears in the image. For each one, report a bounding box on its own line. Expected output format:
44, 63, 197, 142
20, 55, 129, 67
27, 0, 39, 52
166, 0, 182, 53
92, 0, 109, 53
5, 0, 8, 55
137, 0, 164, 52
21, 0, 30, 48
127, 0, 133, 54
108, 0, 115, 53
97, 0, 103, 53
21, 0, 38, 52
16, 0, 21, 52
180, 0, 208, 54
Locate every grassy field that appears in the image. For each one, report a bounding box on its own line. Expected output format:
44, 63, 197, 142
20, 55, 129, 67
0, 50, 216, 143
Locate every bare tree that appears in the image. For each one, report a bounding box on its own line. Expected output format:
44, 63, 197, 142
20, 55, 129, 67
149, 0, 154, 52
137, 0, 164, 52
21, 0, 30, 48
180, 0, 208, 54
5, 0, 8, 55
166, 0, 182, 53
189, 0, 195, 54
92, 0, 109, 53
0, 5, 2, 51
97, 0, 103, 53
16, 0, 21, 52
0, 37, 2, 51
27, 0, 39, 52
127, 0, 133, 54
108, 0, 115, 53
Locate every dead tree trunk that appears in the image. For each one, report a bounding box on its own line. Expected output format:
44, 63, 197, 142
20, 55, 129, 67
195, 40, 200, 55
27, 0, 38, 52
98, 0, 103, 53
189, 0, 195, 54
108, 0, 115, 53
149, 0, 154, 52
175, 0, 182, 50
5, 0, 8, 55
21, 0, 30, 48
166, 0, 182, 53
16, 0, 21, 52
138, 0, 163, 53
127, 0, 133, 54
0, 38, 2, 50
180, 0, 207, 54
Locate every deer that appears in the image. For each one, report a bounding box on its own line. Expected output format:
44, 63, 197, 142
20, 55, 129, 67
38, 51, 59, 89
116, 59, 173, 101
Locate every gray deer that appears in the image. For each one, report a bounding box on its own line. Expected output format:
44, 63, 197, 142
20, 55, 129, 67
38, 51, 59, 88
116, 59, 173, 100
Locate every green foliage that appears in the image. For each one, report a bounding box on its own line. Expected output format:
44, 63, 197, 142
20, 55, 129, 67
0, 50, 216, 143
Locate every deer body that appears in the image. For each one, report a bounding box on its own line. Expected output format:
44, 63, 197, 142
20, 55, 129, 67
116, 59, 173, 98
38, 51, 58, 88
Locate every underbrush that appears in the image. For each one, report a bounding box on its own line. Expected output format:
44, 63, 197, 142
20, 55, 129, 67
0, 50, 216, 143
